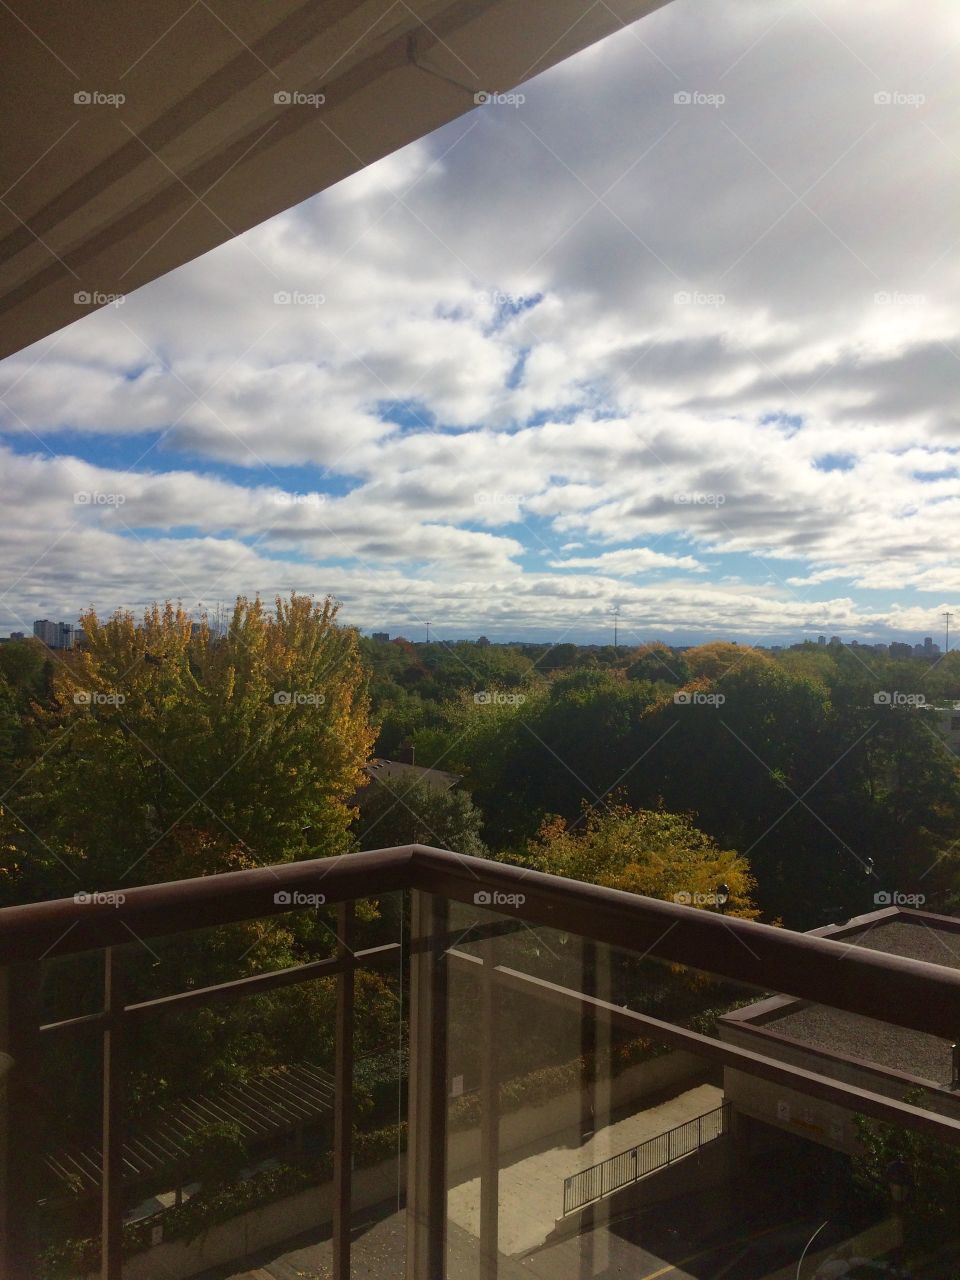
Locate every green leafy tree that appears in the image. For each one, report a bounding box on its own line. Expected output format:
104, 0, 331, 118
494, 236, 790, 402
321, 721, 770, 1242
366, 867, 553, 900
853, 1097, 960, 1250
626, 642, 689, 685
355, 777, 488, 856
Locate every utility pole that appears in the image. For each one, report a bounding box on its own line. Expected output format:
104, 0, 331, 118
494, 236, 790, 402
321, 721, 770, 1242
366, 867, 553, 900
945, 612, 953, 655
612, 605, 620, 650
425, 620, 431, 644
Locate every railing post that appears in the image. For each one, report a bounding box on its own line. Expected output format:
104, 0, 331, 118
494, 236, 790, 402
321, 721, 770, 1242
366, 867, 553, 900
102, 946, 125, 1280
0, 961, 41, 1280
405, 891, 448, 1280
333, 901, 355, 1280
479, 934, 499, 1280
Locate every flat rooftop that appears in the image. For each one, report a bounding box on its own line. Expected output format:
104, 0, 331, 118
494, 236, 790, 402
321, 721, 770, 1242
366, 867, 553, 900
723, 909, 960, 1090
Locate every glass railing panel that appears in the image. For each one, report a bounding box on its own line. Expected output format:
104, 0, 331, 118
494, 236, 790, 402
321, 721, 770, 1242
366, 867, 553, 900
445, 899, 590, 1277
114, 891, 406, 1280
451, 908, 960, 1279
36, 1021, 103, 1280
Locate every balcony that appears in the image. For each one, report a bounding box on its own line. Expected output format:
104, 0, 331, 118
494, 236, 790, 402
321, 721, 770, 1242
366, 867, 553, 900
2, 845, 960, 1279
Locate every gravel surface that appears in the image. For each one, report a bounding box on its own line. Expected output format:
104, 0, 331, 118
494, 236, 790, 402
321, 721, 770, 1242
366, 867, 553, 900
768, 919, 960, 1084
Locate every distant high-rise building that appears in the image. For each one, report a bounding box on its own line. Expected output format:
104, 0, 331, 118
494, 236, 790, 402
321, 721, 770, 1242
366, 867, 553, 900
829, 636, 842, 646
33, 619, 56, 645
9, 632, 24, 640
915, 637, 941, 657
817, 635, 826, 646
371, 632, 390, 643
33, 619, 76, 649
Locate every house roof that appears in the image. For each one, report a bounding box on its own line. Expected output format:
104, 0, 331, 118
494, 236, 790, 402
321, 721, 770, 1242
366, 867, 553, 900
364, 758, 461, 792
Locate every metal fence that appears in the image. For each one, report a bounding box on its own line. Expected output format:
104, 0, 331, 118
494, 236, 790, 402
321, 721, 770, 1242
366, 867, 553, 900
562, 1101, 730, 1216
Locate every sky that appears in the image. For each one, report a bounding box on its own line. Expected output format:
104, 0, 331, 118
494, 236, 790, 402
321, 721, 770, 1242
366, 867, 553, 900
2, 0, 959, 647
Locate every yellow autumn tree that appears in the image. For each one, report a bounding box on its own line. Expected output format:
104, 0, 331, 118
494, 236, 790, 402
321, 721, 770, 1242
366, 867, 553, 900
683, 641, 772, 682
0, 596, 381, 1116
520, 802, 759, 918
4, 594, 373, 897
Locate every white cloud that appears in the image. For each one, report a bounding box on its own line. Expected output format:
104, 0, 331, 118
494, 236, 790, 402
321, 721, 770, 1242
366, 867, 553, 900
549, 548, 706, 576
2, 0, 959, 639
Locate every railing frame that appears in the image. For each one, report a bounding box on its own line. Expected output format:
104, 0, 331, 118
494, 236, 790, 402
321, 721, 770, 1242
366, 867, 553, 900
3, 845, 960, 1279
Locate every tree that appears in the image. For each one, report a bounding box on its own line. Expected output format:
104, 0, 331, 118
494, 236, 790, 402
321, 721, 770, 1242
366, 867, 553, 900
354, 777, 488, 857
684, 641, 770, 681
626, 642, 689, 686
518, 802, 758, 917
0, 594, 374, 902
853, 1096, 960, 1251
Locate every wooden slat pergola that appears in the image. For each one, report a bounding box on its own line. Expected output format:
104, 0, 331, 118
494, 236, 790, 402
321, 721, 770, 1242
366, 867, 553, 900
43, 1060, 335, 1198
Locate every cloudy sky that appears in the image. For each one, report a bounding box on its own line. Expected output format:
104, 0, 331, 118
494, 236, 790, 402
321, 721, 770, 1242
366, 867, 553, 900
2, 0, 959, 646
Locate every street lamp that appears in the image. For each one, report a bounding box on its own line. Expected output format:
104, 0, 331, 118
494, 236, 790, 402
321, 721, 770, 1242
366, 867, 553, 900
715, 883, 730, 914
886, 1156, 912, 1256
887, 1156, 911, 1204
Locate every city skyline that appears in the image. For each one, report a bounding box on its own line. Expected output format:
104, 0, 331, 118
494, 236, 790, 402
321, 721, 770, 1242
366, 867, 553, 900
10, 612, 956, 656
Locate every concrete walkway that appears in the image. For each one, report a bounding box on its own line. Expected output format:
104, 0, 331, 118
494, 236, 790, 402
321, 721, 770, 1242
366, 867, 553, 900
447, 1082, 724, 1256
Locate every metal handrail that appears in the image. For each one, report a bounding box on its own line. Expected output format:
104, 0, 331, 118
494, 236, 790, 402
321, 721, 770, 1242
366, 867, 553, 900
562, 1102, 731, 1215
3, 845, 960, 1041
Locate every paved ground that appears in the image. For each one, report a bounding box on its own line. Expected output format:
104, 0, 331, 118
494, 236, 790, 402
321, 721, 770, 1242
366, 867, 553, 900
447, 1081, 723, 1254
201, 1082, 941, 1279
206, 1198, 913, 1280
199, 1211, 526, 1280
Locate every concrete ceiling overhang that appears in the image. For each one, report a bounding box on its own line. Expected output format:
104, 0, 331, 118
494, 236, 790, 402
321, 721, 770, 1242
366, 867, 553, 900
0, 0, 669, 361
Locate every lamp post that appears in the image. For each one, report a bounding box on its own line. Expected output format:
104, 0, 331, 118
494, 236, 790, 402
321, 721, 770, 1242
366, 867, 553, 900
886, 1156, 912, 1258
715, 883, 730, 914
